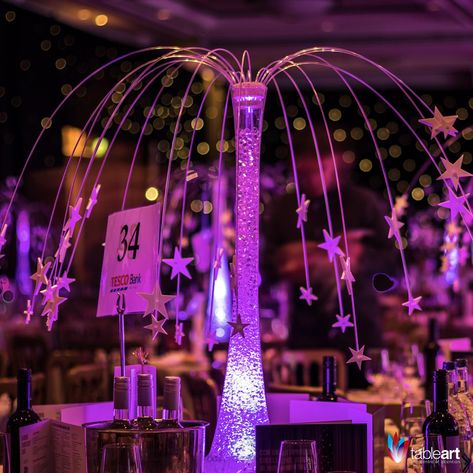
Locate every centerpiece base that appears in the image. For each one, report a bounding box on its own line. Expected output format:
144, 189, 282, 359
205, 457, 256, 473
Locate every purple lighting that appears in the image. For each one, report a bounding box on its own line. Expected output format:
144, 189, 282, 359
206, 82, 269, 472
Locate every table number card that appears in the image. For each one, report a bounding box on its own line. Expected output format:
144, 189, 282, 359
97, 203, 161, 317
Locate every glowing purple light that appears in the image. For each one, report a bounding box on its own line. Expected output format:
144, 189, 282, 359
206, 82, 269, 472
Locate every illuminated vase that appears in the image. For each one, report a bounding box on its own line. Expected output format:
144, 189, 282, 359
206, 82, 269, 472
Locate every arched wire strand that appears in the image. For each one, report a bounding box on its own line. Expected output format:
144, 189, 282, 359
44, 58, 167, 284
34, 58, 176, 312
241, 50, 252, 82
156, 50, 234, 288
54, 60, 184, 284
273, 73, 359, 348
271, 81, 317, 309
206, 89, 232, 338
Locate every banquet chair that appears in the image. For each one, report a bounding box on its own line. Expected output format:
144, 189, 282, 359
271, 349, 347, 391
6, 333, 48, 376
181, 373, 219, 455
65, 364, 108, 403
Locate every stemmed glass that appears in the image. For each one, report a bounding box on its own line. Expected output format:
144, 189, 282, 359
401, 401, 428, 437
100, 443, 142, 473
277, 440, 318, 473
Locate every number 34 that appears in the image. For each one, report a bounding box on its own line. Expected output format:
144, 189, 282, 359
117, 223, 140, 261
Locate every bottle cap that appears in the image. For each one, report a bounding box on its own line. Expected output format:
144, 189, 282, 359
113, 376, 129, 410
442, 361, 455, 371
18, 368, 32, 383
455, 359, 468, 368
137, 373, 153, 407
163, 376, 181, 411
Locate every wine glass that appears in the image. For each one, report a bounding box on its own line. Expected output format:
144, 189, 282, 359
0, 433, 10, 473
100, 443, 142, 473
277, 440, 318, 473
401, 401, 428, 437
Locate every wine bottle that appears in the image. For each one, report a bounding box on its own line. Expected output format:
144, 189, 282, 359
317, 356, 338, 402
424, 318, 442, 402
133, 373, 158, 430
157, 376, 183, 429
7, 368, 41, 473
110, 376, 132, 430
423, 369, 461, 473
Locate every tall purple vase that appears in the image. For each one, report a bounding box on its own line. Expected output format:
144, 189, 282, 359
206, 82, 269, 472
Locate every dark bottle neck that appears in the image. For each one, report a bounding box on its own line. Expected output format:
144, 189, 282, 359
428, 318, 439, 343
322, 357, 337, 396
433, 371, 449, 413
17, 374, 32, 410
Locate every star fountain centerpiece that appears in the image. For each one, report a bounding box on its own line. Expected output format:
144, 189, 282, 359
1, 46, 471, 472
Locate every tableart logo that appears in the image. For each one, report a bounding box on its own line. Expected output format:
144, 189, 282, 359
387, 433, 410, 464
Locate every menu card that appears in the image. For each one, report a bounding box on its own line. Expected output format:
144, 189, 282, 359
20, 419, 87, 473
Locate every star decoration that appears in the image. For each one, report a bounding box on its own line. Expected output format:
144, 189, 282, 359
438, 155, 472, 191
55, 230, 71, 263
40, 281, 56, 305
175, 322, 185, 345
441, 238, 456, 253
24, 299, 33, 324
41, 285, 67, 319
402, 295, 422, 316
347, 345, 371, 370
0, 223, 7, 252
332, 313, 354, 333
318, 229, 344, 262
46, 313, 56, 332
385, 210, 404, 241
85, 184, 101, 219
31, 258, 51, 295
438, 189, 472, 220
162, 247, 193, 279
340, 256, 355, 295
137, 283, 175, 318
394, 195, 409, 218
64, 198, 83, 235
228, 313, 250, 338
145, 315, 168, 340
132, 347, 150, 371
299, 286, 318, 306
57, 272, 75, 293
206, 332, 217, 352
419, 107, 458, 139
296, 193, 310, 228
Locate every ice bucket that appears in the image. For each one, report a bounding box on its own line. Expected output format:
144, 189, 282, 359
84, 420, 207, 473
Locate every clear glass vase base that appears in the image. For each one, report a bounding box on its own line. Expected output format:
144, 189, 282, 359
205, 457, 256, 473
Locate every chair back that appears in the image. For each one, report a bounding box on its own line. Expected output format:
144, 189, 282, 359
7, 334, 48, 375
65, 364, 107, 403
271, 349, 347, 391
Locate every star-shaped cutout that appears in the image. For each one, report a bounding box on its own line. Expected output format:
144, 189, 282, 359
24, 299, 33, 324
332, 313, 354, 333
299, 286, 318, 306
394, 195, 409, 218
85, 184, 101, 219
40, 281, 56, 305
55, 230, 71, 263
340, 256, 355, 295
162, 247, 193, 280
41, 285, 67, 318
145, 315, 167, 340
385, 210, 404, 241
137, 283, 175, 318
0, 223, 7, 252
64, 198, 82, 235
402, 295, 422, 316
438, 155, 472, 191
318, 229, 345, 262
347, 345, 371, 370
31, 258, 51, 295
419, 107, 458, 139
296, 193, 310, 229
57, 272, 75, 293
175, 322, 185, 345
228, 313, 250, 338
438, 189, 472, 220
132, 347, 150, 367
